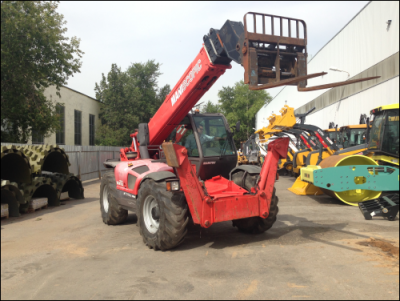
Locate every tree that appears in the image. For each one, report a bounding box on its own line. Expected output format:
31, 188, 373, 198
95, 61, 170, 146
1, 1, 83, 143
217, 81, 272, 147
201, 100, 221, 114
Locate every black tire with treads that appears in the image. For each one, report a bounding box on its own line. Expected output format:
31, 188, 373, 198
137, 180, 188, 251
100, 171, 127, 225
231, 171, 279, 234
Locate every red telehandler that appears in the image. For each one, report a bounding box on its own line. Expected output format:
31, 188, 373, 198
101, 13, 379, 250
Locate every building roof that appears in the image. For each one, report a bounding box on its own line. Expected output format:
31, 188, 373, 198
62, 85, 101, 103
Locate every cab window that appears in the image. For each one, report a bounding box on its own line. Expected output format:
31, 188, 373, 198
193, 116, 236, 157
382, 111, 399, 156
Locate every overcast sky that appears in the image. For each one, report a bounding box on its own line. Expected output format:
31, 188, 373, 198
58, 1, 369, 105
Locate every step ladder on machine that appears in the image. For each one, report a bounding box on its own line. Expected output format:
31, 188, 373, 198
358, 194, 399, 221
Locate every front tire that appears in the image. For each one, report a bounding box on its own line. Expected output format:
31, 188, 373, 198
137, 180, 188, 250
231, 171, 279, 234
100, 171, 128, 225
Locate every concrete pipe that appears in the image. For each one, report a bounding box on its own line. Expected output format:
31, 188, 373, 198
319, 155, 382, 206
19, 177, 59, 213
41, 172, 84, 200
1, 146, 32, 185
63, 175, 85, 199
19, 145, 71, 175
1, 180, 24, 217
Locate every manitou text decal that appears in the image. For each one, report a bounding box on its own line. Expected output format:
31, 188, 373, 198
171, 60, 202, 106
123, 192, 136, 199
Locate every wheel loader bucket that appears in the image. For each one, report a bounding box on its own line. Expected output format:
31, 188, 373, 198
288, 176, 324, 196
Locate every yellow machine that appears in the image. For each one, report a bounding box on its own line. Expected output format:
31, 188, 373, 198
339, 124, 370, 148
256, 106, 317, 175
255, 106, 298, 173
255, 105, 297, 139
364, 103, 399, 167
237, 141, 248, 165
237, 136, 264, 166
291, 103, 399, 205
325, 128, 338, 140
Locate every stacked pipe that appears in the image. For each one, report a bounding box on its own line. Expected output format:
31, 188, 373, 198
1, 144, 84, 217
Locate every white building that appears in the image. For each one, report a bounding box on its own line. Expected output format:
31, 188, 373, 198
256, 1, 399, 130
29, 85, 101, 146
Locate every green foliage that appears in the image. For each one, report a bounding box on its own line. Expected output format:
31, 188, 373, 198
201, 100, 221, 114
95, 61, 170, 146
1, 1, 83, 143
217, 81, 271, 147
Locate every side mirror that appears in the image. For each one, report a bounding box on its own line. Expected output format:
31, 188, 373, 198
235, 121, 240, 132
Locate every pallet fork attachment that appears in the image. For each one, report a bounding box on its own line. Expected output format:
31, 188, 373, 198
228, 13, 381, 91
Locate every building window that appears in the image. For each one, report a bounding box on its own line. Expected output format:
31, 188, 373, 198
56, 104, 65, 145
89, 114, 95, 146
32, 129, 44, 144
74, 110, 82, 145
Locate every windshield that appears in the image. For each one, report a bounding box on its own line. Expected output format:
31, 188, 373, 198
382, 110, 399, 156
342, 128, 367, 148
243, 139, 259, 156
369, 109, 399, 156
191, 116, 236, 157
369, 113, 385, 151
327, 131, 339, 144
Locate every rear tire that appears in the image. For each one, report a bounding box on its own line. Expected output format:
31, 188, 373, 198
231, 171, 279, 234
100, 171, 128, 225
137, 180, 188, 251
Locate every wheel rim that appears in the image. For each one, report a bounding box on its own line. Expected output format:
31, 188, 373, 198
143, 195, 159, 234
102, 185, 109, 213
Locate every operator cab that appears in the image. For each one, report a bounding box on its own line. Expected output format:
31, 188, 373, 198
339, 125, 370, 148
368, 105, 399, 158
166, 113, 237, 180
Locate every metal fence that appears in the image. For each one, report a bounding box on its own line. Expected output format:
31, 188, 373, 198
1, 143, 123, 181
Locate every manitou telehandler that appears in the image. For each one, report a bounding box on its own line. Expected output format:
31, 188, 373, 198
100, 12, 379, 250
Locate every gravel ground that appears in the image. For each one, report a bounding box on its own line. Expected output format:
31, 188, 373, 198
1, 176, 399, 300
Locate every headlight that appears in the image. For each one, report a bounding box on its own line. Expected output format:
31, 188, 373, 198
166, 181, 180, 191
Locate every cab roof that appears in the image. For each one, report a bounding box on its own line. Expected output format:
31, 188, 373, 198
371, 103, 399, 114
340, 124, 370, 130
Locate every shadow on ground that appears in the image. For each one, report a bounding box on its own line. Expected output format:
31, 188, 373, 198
170, 213, 396, 253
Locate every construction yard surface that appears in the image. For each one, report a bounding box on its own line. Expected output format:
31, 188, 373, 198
1, 177, 399, 300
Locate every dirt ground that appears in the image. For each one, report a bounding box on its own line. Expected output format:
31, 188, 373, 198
1, 176, 399, 300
